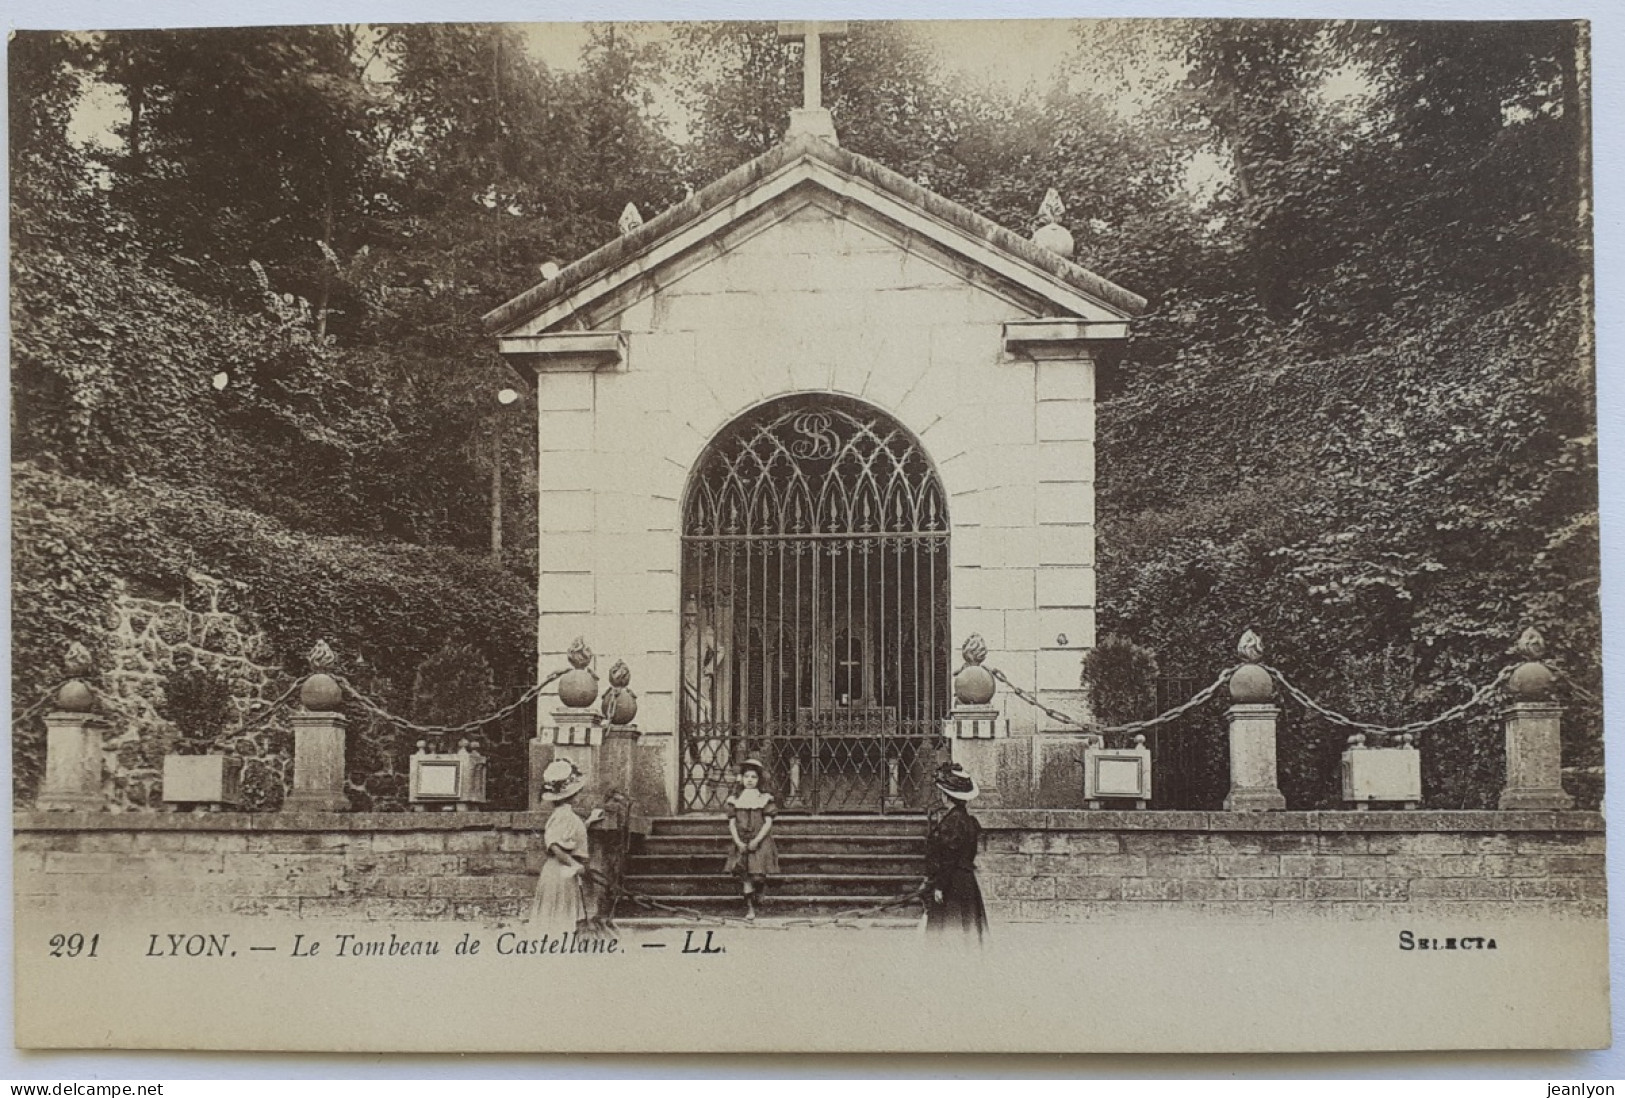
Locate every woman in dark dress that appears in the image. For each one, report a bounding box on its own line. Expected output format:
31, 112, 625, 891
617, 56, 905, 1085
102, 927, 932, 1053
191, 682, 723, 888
923, 761, 988, 942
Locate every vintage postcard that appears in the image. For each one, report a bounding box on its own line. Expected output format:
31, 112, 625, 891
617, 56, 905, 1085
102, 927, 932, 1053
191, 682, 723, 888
8, 13, 1609, 1055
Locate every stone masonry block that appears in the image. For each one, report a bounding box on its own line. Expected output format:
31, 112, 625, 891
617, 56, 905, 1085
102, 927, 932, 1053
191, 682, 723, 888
442, 832, 500, 854
368, 833, 447, 853
403, 854, 466, 877
1036, 400, 1093, 442
538, 409, 594, 452
245, 832, 353, 853
1303, 879, 1362, 901
538, 489, 594, 534
1117, 831, 1208, 855
1036, 482, 1094, 523
1054, 876, 1123, 901
538, 572, 595, 614
1479, 854, 1553, 878
42, 852, 124, 875
1385, 855, 1484, 879
1214, 855, 1280, 878
1037, 524, 1094, 566
1407, 878, 1513, 901
1511, 879, 1587, 900
1336, 855, 1390, 878
1359, 879, 1410, 901
982, 874, 1056, 901
1547, 854, 1606, 877
1077, 854, 1147, 878
1395, 833, 1469, 855
1279, 855, 1343, 878
1036, 566, 1094, 609
1122, 878, 1185, 902
1036, 361, 1093, 402
1144, 855, 1218, 879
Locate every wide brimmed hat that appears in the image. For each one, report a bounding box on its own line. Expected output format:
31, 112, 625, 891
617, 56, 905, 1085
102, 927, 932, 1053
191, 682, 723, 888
737, 758, 767, 778
540, 759, 587, 802
934, 761, 979, 802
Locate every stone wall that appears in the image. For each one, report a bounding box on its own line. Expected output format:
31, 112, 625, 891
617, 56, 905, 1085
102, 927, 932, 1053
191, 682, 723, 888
15, 809, 1604, 923
978, 810, 1606, 920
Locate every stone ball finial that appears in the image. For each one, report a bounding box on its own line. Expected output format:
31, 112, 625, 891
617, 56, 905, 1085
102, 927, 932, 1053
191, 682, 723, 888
567, 638, 593, 670
953, 634, 996, 707
300, 672, 344, 712
55, 641, 98, 713
1032, 188, 1075, 258
1229, 631, 1272, 703
601, 660, 639, 725
1033, 223, 1076, 259
559, 638, 600, 709
64, 641, 94, 678
1237, 629, 1265, 663
1507, 626, 1555, 700
55, 680, 97, 714
307, 640, 337, 671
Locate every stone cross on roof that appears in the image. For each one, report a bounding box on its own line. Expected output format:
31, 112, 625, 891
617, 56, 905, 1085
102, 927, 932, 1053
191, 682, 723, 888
777, 21, 848, 143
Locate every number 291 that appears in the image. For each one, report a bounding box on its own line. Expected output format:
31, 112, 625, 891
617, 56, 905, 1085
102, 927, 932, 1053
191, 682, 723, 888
49, 933, 99, 958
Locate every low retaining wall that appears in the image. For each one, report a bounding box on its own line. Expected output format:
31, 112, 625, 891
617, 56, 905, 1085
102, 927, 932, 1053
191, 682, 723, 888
14, 809, 1606, 922
977, 810, 1607, 920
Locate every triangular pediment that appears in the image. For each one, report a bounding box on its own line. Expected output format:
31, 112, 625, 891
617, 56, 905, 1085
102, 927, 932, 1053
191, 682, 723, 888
484, 135, 1146, 338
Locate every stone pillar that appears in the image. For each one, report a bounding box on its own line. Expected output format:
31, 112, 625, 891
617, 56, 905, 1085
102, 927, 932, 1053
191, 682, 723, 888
1003, 316, 1123, 730
284, 672, 349, 812
1223, 631, 1286, 812
1498, 630, 1573, 810
38, 680, 106, 812
531, 638, 605, 810
533, 710, 603, 809
946, 636, 1008, 805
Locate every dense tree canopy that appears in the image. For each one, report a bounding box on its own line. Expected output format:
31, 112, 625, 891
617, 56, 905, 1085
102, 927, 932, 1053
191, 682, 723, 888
9, 19, 1597, 807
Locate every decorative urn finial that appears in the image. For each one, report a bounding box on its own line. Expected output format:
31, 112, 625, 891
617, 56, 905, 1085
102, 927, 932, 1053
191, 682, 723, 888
1032, 188, 1076, 259
953, 634, 997, 707
300, 639, 344, 711
558, 637, 600, 709
1506, 626, 1556, 700
55, 642, 97, 713
601, 660, 639, 726
1229, 629, 1274, 703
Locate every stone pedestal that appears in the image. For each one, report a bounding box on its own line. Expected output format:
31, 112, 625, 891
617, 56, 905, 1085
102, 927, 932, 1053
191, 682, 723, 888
1499, 701, 1573, 810
284, 712, 350, 812
1223, 703, 1286, 812
37, 711, 106, 812
530, 709, 605, 810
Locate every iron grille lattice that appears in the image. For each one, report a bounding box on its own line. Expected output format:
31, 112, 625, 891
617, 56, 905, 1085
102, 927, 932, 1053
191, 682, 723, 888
679, 395, 951, 813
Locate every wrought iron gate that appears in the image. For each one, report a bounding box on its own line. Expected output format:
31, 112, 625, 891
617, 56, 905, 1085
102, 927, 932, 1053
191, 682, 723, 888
679, 395, 951, 813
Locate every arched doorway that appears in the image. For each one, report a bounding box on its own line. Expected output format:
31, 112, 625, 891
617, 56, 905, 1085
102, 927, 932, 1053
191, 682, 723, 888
679, 394, 951, 813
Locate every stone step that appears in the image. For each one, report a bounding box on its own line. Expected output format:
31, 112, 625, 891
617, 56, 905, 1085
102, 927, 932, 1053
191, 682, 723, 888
650, 814, 927, 838
612, 894, 926, 921
630, 852, 925, 876
628, 872, 922, 899
639, 834, 925, 856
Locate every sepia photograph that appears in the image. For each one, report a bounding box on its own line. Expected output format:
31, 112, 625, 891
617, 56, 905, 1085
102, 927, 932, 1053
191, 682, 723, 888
6, 4, 1613, 1061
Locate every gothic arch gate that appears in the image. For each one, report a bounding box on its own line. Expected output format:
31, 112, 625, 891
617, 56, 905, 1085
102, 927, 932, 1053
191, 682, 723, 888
679, 394, 952, 813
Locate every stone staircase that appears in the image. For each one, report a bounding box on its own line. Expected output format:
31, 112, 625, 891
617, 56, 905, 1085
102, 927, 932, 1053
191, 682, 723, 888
615, 814, 927, 926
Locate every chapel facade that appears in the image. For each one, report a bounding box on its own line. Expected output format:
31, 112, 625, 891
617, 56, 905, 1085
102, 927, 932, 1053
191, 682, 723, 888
486, 63, 1144, 815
